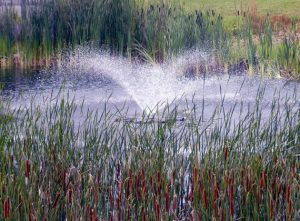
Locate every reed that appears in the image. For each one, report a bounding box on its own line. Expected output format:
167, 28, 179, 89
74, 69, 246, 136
0, 85, 299, 220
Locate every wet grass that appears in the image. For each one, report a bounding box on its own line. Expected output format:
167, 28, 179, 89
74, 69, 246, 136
0, 87, 299, 220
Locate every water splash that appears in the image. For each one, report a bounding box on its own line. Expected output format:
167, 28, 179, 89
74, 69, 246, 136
75, 49, 213, 111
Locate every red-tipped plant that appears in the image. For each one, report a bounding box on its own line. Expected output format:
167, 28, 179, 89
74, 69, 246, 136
172, 194, 177, 213
90, 208, 97, 221
52, 192, 60, 209
269, 192, 273, 220
202, 188, 207, 209
25, 160, 30, 184
142, 207, 146, 221
3, 198, 10, 219
155, 200, 160, 221
164, 191, 169, 212
224, 146, 229, 161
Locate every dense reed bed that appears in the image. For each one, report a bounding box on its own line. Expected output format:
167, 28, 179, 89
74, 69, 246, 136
0, 87, 299, 220
0, 0, 299, 77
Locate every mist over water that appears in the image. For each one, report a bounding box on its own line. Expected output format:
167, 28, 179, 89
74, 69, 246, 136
2, 48, 299, 122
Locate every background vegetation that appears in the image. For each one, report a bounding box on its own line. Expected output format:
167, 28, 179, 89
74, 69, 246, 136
0, 0, 299, 77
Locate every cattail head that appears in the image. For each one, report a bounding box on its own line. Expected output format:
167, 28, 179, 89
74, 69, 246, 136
155, 200, 160, 221
90, 208, 97, 221
288, 199, 292, 218
269, 192, 273, 220
3, 198, 10, 219
285, 185, 291, 202
164, 192, 169, 212
213, 177, 219, 200
202, 188, 207, 209
25, 160, 30, 178
172, 194, 177, 213
224, 146, 229, 161
259, 171, 266, 190
52, 192, 60, 209
68, 187, 73, 204
290, 164, 295, 180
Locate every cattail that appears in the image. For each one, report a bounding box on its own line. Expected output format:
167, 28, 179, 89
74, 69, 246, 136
271, 176, 277, 191
202, 188, 207, 209
141, 177, 146, 199
288, 199, 292, 217
52, 192, 60, 209
224, 146, 229, 161
172, 195, 177, 213
188, 182, 194, 201
25, 160, 30, 184
269, 193, 273, 220
115, 196, 120, 211
68, 187, 73, 204
213, 177, 219, 199
155, 201, 160, 221
28, 204, 32, 221
142, 208, 146, 221
90, 208, 97, 221
285, 185, 290, 201
157, 171, 161, 183
3, 198, 10, 219
97, 170, 101, 185
164, 192, 169, 212
85, 205, 90, 221
259, 171, 266, 190
193, 164, 199, 184
290, 164, 295, 180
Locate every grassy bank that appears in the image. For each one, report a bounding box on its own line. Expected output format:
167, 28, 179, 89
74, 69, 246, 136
0, 86, 299, 220
179, 0, 300, 28
0, 0, 299, 78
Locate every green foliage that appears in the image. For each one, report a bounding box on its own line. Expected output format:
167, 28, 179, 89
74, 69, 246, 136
0, 0, 299, 77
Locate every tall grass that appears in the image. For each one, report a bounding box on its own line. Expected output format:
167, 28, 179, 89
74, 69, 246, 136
0, 86, 299, 220
0, 0, 229, 65
0, 0, 299, 77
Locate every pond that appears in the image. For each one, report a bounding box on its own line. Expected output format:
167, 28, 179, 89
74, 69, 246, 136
1, 49, 299, 124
